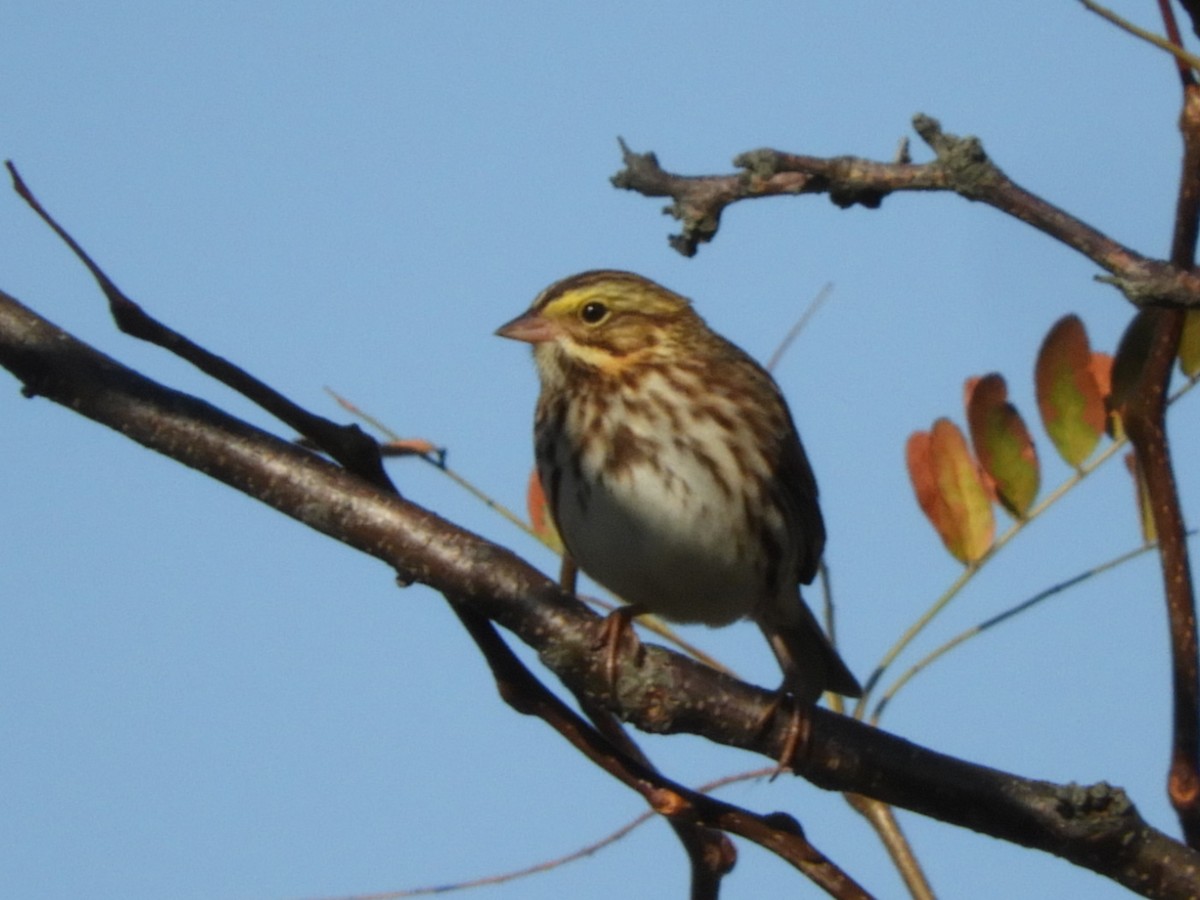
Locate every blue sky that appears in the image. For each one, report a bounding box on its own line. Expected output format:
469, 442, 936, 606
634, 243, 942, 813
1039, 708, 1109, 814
1, 3, 1192, 898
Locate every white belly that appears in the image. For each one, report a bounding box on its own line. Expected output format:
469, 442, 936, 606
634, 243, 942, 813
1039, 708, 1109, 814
557, 476, 758, 625
545, 384, 782, 625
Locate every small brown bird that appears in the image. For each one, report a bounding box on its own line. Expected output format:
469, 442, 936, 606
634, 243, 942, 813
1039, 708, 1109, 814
497, 270, 860, 713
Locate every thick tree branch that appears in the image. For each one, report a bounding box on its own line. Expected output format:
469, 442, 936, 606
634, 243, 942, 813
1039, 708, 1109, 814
1, 288, 1198, 897
613, 116, 1200, 309
1117, 12, 1200, 845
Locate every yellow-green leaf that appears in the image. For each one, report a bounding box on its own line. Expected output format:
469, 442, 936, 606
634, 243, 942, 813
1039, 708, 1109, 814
966, 374, 1040, 518
1035, 314, 1106, 467
1124, 452, 1156, 545
906, 419, 995, 564
1179, 310, 1200, 378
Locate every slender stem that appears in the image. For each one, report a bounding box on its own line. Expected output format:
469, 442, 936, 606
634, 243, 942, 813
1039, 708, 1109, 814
1078, 0, 1200, 73
871, 541, 1163, 725
844, 795, 935, 900
856, 437, 1127, 713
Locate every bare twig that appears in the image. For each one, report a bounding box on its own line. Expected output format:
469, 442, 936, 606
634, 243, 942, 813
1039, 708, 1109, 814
764, 283, 834, 373
873, 541, 1164, 722
612, 120, 1200, 309
449, 602, 867, 899
326, 768, 778, 899
843, 795, 934, 900
1077, 0, 1200, 73
5, 161, 397, 492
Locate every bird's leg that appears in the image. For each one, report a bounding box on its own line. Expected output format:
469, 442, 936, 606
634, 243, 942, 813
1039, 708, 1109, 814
756, 618, 823, 777
558, 554, 578, 595
557, 554, 641, 698
765, 693, 814, 780
599, 604, 643, 698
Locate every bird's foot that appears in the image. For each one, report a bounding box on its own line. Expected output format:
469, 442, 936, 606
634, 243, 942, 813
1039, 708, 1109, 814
597, 605, 641, 699
757, 691, 814, 781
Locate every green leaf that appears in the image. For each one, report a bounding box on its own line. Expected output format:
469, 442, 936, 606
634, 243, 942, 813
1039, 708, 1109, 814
1179, 310, 1200, 378
1035, 315, 1106, 467
966, 374, 1040, 518
1124, 452, 1156, 545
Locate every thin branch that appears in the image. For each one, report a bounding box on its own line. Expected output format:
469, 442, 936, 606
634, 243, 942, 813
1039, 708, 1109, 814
873, 541, 1163, 722
448, 601, 867, 899
2, 288, 1199, 897
1156, 0, 1195, 86
764, 282, 834, 373
860, 435, 1128, 702
843, 795, 934, 900
1077, 0, 1200, 74
5, 160, 396, 492
332, 768, 778, 899
821, 565, 932, 898
612, 119, 1200, 309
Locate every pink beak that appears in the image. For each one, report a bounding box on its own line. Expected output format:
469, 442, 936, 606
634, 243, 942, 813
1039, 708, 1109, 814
495, 310, 558, 344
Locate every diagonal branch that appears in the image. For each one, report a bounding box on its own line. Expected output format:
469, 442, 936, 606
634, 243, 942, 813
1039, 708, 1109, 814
612, 116, 1200, 310
5, 160, 396, 491
1, 287, 1198, 898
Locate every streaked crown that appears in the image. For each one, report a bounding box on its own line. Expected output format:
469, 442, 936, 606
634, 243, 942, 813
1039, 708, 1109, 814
497, 270, 705, 376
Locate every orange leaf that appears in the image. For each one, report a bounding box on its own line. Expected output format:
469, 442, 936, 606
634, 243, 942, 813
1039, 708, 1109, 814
380, 437, 440, 458
1090, 352, 1114, 399
907, 419, 995, 564
966, 374, 1040, 518
527, 469, 564, 553
1089, 351, 1122, 439
1035, 315, 1106, 467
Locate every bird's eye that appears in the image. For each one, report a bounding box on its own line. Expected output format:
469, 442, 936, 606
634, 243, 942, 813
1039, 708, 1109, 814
580, 301, 608, 325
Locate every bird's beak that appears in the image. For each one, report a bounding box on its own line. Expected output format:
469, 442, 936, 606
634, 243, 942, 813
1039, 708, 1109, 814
495, 309, 558, 344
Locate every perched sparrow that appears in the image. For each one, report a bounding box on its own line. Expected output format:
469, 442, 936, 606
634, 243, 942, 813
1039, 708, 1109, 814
497, 270, 860, 709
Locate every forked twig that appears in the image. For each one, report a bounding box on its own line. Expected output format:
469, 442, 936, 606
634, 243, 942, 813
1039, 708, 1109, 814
613, 121, 1200, 309
448, 602, 871, 899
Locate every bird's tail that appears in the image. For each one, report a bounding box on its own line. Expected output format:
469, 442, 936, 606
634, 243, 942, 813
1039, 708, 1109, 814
757, 595, 861, 703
